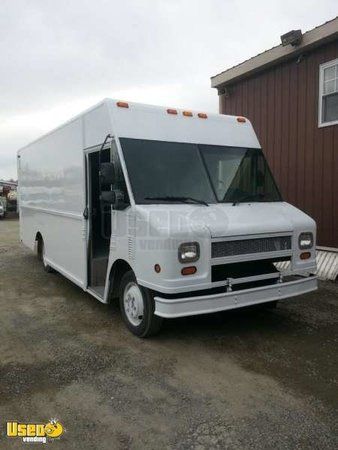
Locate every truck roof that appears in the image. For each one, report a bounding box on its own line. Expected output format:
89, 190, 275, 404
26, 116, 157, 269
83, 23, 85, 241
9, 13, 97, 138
18, 98, 260, 153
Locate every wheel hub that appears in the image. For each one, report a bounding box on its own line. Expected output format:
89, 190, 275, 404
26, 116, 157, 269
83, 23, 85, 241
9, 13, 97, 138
123, 282, 144, 327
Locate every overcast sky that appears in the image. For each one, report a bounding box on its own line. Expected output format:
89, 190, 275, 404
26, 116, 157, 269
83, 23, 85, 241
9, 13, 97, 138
0, 0, 337, 179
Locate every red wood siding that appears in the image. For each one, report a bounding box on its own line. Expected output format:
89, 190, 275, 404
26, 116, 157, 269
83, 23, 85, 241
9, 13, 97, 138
219, 39, 338, 248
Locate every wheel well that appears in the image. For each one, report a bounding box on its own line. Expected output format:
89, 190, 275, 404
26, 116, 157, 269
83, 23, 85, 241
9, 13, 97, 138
108, 259, 133, 302
35, 232, 43, 257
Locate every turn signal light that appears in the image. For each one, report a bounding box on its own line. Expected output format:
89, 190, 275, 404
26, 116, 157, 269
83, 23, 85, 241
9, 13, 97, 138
237, 117, 246, 123
300, 252, 311, 260
183, 111, 193, 117
117, 101, 129, 108
181, 266, 197, 276
198, 113, 208, 119
167, 108, 178, 115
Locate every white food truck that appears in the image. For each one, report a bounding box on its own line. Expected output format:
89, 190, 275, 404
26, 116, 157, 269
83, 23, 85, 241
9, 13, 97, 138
18, 99, 317, 336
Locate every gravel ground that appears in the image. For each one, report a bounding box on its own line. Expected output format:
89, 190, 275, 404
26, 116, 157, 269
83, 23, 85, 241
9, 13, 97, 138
0, 218, 337, 449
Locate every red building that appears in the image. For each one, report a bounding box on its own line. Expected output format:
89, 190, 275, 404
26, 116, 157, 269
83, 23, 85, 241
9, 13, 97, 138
211, 17, 338, 249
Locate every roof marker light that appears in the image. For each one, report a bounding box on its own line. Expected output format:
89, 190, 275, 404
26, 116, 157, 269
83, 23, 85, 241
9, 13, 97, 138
167, 108, 178, 115
198, 113, 208, 119
117, 101, 129, 108
183, 111, 193, 117
237, 116, 246, 123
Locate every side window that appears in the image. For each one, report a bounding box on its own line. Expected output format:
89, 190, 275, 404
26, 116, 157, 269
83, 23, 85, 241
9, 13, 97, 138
111, 141, 130, 207
319, 58, 338, 127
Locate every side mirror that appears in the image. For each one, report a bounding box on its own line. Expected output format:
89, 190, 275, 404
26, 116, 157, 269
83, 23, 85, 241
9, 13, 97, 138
100, 162, 115, 185
100, 190, 116, 205
100, 189, 125, 208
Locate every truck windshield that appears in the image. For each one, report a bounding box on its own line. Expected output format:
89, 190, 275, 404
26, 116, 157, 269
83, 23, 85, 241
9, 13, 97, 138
120, 138, 282, 205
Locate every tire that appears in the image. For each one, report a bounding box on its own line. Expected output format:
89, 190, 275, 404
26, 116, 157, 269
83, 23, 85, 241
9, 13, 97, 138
119, 271, 163, 337
37, 238, 54, 273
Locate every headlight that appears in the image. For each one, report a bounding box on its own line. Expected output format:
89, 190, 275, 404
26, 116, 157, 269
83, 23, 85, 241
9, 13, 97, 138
298, 232, 313, 249
178, 242, 200, 263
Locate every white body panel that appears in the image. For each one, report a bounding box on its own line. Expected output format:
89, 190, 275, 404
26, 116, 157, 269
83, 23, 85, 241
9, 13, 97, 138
18, 102, 113, 288
19, 116, 86, 287
110, 103, 260, 148
18, 99, 317, 317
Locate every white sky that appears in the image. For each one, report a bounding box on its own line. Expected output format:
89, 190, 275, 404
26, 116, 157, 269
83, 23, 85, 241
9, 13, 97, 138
1, 0, 337, 179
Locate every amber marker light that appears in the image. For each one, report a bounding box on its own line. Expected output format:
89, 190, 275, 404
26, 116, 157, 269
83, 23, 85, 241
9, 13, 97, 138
116, 101, 129, 108
181, 266, 197, 275
198, 113, 208, 119
183, 111, 193, 117
300, 252, 311, 260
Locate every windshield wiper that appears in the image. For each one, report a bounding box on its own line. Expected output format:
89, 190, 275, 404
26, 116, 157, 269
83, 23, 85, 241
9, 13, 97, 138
145, 196, 209, 206
232, 192, 266, 206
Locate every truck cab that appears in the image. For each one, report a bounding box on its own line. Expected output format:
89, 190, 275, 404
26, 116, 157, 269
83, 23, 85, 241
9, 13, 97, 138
98, 101, 317, 336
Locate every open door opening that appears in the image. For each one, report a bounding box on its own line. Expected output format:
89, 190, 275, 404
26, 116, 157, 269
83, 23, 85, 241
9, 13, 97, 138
87, 148, 111, 297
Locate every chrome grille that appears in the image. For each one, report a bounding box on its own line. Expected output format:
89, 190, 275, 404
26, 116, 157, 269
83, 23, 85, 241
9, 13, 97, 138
212, 236, 292, 258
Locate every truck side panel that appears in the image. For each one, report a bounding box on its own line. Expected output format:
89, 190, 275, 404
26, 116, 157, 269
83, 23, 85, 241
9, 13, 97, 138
18, 117, 87, 288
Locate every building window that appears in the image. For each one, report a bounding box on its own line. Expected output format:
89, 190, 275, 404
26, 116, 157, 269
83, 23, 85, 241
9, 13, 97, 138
319, 58, 338, 127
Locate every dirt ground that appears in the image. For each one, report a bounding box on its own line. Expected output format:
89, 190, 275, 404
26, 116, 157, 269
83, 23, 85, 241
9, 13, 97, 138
0, 217, 337, 449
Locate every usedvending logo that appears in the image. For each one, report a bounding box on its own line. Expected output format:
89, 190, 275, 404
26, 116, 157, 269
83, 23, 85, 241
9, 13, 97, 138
6, 418, 64, 443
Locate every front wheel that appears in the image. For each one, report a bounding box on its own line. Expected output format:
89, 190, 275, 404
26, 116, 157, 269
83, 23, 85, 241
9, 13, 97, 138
119, 271, 163, 337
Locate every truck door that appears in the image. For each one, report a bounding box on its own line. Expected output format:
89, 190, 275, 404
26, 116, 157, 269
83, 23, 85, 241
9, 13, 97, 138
87, 144, 111, 297
86, 139, 130, 299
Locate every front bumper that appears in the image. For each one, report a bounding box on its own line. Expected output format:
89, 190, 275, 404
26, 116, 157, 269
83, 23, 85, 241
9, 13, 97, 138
154, 275, 317, 318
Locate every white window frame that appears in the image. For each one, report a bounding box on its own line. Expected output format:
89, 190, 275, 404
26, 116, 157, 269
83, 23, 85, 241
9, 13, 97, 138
318, 58, 338, 128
